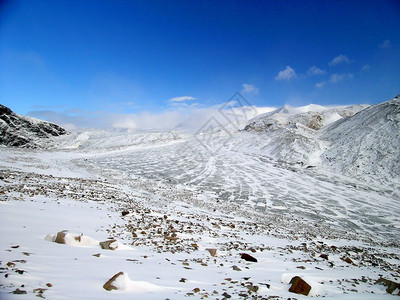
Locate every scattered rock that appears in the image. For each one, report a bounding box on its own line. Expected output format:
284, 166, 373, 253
289, 276, 311, 296
121, 210, 129, 216
99, 240, 118, 250
320, 254, 329, 260
247, 284, 259, 292
54, 231, 68, 244
12, 288, 27, 294
375, 278, 400, 295
193, 287, 200, 293
222, 292, 231, 298
297, 266, 306, 269
11, 245, 19, 249
103, 271, 124, 291
241, 253, 257, 262
6, 262, 15, 268
179, 278, 186, 283
46, 283, 52, 287
92, 253, 101, 257
206, 248, 217, 257
342, 257, 354, 264
232, 265, 241, 271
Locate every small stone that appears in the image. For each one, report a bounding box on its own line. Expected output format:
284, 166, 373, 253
232, 265, 241, 271
46, 283, 52, 287
241, 253, 257, 262
179, 278, 186, 283
121, 211, 129, 216
6, 262, 15, 268
297, 266, 306, 269
12, 288, 27, 294
92, 253, 101, 257
193, 287, 200, 293
54, 230, 68, 244
247, 285, 259, 292
103, 271, 124, 291
99, 240, 118, 250
289, 276, 311, 296
206, 248, 217, 257
342, 257, 353, 264
320, 254, 329, 260
222, 292, 231, 298
11, 245, 19, 249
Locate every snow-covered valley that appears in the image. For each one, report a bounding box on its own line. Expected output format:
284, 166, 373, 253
1, 96, 399, 299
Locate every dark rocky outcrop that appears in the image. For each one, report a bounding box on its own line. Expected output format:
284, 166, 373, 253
0, 104, 67, 148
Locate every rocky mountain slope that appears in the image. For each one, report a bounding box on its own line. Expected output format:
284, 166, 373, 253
0, 104, 67, 148
242, 95, 400, 183
321, 95, 400, 182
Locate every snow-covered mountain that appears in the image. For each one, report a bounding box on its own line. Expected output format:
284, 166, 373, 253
241, 95, 400, 183
321, 95, 400, 182
1, 96, 399, 299
0, 104, 68, 148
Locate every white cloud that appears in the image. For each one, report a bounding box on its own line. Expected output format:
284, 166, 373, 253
314, 73, 353, 88
169, 96, 196, 102
242, 83, 259, 94
329, 73, 354, 83
307, 66, 326, 76
28, 103, 276, 132
361, 64, 371, 72
329, 54, 351, 66
379, 39, 391, 49
275, 66, 297, 81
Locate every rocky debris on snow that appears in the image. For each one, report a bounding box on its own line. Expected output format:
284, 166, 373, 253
289, 276, 311, 296
0, 104, 67, 148
103, 271, 125, 291
375, 278, 400, 295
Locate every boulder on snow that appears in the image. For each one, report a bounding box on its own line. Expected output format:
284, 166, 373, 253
103, 271, 124, 291
375, 278, 400, 295
99, 239, 118, 250
54, 230, 68, 244
240, 253, 257, 262
289, 276, 311, 296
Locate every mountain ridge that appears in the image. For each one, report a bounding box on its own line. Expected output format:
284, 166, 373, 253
0, 104, 68, 148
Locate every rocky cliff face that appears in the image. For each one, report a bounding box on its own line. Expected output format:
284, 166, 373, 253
0, 104, 68, 148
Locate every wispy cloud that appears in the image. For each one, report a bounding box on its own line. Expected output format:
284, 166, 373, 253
241, 83, 259, 94
315, 73, 354, 88
275, 66, 297, 81
307, 66, 326, 76
361, 64, 371, 72
379, 39, 392, 49
329, 73, 354, 83
169, 96, 196, 102
329, 54, 351, 66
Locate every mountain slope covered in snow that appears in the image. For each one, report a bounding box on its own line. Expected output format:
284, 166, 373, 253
321, 95, 400, 182
241, 95, 400, 183
0, 104, 68, 148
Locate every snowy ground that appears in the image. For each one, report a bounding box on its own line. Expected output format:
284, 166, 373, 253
0, 129, 399, 299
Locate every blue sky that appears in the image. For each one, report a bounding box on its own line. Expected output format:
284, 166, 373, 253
1, 0, 399, 129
